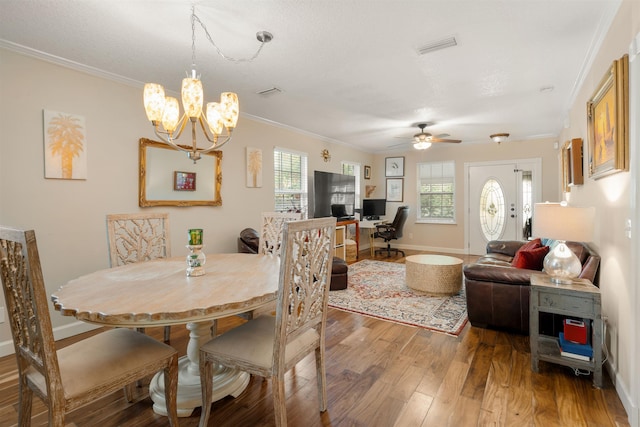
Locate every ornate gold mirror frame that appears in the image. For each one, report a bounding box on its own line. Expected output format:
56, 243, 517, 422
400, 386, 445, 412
139, 138, 222, 207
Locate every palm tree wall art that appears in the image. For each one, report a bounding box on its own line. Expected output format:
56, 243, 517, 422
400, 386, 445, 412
44, 110, 87, 179
246, 147, 262, 188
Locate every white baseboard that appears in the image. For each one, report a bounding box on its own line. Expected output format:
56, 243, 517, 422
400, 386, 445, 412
0, 320, 100, 358
370, 242, 467, 255
606, 361, 638, 426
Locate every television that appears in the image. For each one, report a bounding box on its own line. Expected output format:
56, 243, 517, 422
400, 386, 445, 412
362, 199, 386, 220
312, 171, 356, 219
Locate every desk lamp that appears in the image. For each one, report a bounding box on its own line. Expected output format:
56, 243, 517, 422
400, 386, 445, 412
532, 202, 595, 284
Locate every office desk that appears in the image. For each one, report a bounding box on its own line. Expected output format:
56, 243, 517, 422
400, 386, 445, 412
337, 219, 360, 258
359, 219, 387, 256
52, 253, 280, 417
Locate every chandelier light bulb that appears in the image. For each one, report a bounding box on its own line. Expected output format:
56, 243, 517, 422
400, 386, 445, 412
143, 83, 166, 122
206, 102, 224, 135
161, 97, 180, 133
181, 77, 204, 119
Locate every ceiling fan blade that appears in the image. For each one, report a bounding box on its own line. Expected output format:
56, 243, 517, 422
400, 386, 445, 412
431, 137, 462, 143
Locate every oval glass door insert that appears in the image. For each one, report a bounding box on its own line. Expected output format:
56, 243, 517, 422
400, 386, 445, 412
479, 178, 506, 241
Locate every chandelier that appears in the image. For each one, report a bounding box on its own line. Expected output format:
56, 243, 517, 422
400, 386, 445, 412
143, 6, 273, 162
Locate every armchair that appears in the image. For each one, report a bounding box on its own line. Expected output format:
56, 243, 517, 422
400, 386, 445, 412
374, 206, 409, 257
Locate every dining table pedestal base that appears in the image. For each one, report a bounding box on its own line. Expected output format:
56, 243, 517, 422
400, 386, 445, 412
149, 320, 251, 417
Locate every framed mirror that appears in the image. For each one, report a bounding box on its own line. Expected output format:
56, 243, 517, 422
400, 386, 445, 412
138, 138, 222, 207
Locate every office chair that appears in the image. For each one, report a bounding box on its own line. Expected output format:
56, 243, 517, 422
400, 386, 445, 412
374, 206, 409, 257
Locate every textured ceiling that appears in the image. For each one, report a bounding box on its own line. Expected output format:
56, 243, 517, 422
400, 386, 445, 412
0, 0, 621, 152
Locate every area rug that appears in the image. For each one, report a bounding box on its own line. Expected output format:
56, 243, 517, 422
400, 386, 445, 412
328, 259, 468, 336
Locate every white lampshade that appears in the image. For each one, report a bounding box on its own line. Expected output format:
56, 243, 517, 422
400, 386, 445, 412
532, 202, 594, 242
533, 202, 595, 284
220, 92, 239, 129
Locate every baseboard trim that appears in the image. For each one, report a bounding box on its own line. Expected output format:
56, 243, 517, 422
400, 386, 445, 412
0, 320, 100, 358
369, 242, 466, 255
606, 355, 637, 425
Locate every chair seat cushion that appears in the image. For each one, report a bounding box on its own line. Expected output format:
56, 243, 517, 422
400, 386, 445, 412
200, 315, 320, 370
27, 328, 177, 401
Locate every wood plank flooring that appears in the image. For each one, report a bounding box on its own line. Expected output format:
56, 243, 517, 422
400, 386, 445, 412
0, 249, 630, 426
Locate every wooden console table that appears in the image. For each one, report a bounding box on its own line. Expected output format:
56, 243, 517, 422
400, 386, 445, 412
337, 219, 359, 258
529, 274, 603, 388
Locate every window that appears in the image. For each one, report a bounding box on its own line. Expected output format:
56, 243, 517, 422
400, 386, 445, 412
341, 161, 361, 209
274, 148, 308, 216
417, 161, 455, 223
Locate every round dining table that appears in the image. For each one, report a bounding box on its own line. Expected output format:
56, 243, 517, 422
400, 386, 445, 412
51, 252, 280, 417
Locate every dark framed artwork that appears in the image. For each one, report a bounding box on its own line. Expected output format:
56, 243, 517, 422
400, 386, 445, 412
385, 157, 404, 177
174, 171, 196, 191
587, 54, 629, 179
364, 165, 371, 180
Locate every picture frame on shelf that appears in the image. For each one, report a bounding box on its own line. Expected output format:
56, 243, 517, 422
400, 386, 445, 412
386, 178, 403, 202
385, 157, 404, 177
587, 54, 629, 179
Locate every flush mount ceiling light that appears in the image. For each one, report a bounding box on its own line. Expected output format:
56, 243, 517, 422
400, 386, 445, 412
143, 6, 273, 162
490, 133, 510, 144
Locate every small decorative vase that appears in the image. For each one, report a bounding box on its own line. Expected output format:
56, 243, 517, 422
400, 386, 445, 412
186, 245, 206, 277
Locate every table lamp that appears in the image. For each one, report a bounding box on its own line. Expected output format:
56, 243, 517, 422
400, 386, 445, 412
532, 202, 595, 284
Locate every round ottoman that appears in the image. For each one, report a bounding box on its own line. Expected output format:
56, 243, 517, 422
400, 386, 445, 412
330, 257, 348, 290
405, 254, 463, 295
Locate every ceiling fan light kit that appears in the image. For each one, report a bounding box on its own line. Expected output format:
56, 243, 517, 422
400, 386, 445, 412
490, 133, 510, 144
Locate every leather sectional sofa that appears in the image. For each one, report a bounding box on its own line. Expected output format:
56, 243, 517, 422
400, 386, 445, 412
463, 240, 600, 335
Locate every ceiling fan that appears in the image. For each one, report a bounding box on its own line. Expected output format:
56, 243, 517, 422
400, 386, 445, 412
390, 123, 462, 150
411, 123, 462, 149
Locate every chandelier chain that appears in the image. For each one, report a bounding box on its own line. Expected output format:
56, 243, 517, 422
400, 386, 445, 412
191, 6, 269, 64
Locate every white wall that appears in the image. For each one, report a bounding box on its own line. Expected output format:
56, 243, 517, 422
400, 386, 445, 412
558, 1, 639, 422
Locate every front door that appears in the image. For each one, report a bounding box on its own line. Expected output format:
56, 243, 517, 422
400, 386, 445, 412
466, 159, 541, 255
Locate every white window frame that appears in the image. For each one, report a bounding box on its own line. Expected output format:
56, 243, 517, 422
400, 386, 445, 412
417, 161, 456, 224
274, 147, 308, 216
341, 161, 361, 209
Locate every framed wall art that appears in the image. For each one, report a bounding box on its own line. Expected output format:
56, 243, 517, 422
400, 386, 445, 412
174, 171, 196, 191
43, 110, 87, 180
587, 54, 629, 179
385, 157, 404, 177
364, 165, 371, 180
246, 147, 263, 188
386, 178, 404, 202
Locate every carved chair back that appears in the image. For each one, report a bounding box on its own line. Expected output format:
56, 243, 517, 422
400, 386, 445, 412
106, 213, 171, 267
258, 212, 303, 255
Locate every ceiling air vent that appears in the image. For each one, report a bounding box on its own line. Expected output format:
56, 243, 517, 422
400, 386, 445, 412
417, 36, 457, 55
256, 87, 282, 96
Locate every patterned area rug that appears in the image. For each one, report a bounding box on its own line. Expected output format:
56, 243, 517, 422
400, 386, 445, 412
328, 259, 468, 336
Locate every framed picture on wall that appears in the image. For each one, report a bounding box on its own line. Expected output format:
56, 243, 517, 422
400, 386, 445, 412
364, 165, 371, 180
174, 171, 196, 191
386, 178, 403, 202
385, 157, 404, 177
587, 54, 629, 179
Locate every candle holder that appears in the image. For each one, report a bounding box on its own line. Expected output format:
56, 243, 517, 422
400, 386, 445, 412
186, 245, 206, 277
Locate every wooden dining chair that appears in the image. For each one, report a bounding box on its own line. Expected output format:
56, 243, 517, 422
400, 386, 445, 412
198, 217, 336, 427
258, 211, 303, 255
0, 226, 180, 427
106, 212, 172, 342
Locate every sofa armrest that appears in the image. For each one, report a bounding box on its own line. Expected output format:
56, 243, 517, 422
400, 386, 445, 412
463, 263, 535, 286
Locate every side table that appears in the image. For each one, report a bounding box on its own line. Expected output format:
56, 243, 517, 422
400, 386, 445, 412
529, 274, 603, 388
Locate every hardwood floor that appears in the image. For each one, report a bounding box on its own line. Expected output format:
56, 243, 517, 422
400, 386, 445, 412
0, 249, 629, 426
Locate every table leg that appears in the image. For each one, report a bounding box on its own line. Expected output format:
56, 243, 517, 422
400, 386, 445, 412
149, 320, 250, 417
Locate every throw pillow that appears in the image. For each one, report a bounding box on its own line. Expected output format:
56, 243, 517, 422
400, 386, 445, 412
517, 238, 542, 253
511, 245, 550, 270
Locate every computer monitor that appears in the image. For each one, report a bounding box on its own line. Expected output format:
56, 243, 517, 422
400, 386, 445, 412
362, 199, 386, 220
